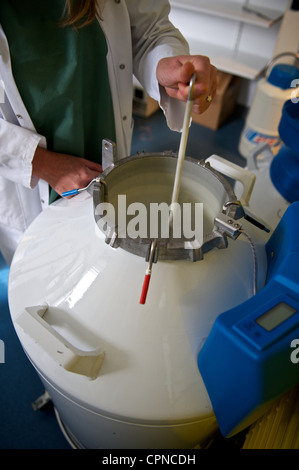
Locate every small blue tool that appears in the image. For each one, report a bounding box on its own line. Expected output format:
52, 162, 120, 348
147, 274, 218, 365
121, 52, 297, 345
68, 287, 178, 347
62, 178, 98, 197
198, 201, 299, 437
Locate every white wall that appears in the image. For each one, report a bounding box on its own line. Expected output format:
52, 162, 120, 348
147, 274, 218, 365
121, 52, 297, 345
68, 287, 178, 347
169, 0, 294, 106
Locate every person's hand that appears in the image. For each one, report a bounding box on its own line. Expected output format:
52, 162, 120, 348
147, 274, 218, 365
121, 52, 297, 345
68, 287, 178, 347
156, 55, 217, 114
32, 147, 102, 196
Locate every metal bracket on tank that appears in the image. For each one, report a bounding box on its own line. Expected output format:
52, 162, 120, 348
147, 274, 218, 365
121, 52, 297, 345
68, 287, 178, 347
214, 213, 242, 240
102, 139, 117, 171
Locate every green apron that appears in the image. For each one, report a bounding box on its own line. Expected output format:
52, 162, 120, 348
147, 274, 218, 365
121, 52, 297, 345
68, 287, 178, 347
0, 0, 115, 202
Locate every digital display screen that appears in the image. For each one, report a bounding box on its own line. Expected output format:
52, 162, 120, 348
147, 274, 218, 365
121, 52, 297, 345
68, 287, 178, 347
255, 302, 297, 332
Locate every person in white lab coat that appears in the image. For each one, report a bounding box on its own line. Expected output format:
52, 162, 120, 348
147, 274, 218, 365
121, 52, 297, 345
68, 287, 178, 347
0, 0, 217, 265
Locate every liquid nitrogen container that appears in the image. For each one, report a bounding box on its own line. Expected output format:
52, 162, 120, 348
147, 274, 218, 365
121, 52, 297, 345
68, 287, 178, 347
239, 53, 299, 159
8, 150, 270, 449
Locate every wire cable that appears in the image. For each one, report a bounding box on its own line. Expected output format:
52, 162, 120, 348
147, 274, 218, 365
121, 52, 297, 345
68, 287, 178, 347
239, 229, 258, 296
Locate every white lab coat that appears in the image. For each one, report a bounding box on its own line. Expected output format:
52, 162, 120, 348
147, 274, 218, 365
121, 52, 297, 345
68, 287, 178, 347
0, 0, 189, 265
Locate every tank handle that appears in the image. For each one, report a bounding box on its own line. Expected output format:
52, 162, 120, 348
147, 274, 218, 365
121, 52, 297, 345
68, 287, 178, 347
16, 305, 105, 380
206, 155, 272, 233
206, 154, 256, 208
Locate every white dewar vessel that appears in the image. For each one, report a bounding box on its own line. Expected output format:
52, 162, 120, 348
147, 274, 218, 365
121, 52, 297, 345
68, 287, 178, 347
8, 150, 271, 449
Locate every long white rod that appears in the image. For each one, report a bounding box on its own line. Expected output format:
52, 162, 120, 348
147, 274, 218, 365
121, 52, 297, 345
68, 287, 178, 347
169, 73, 196, 226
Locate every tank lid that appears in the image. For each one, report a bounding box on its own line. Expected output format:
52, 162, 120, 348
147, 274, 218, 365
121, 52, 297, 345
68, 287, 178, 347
267, 64, 299, 90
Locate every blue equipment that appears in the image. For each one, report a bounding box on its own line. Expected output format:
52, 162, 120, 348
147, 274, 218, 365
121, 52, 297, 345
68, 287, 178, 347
198, 202, 299, 437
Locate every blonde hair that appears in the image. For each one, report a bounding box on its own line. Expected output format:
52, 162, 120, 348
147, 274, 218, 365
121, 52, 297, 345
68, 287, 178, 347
61, 0, 103, 28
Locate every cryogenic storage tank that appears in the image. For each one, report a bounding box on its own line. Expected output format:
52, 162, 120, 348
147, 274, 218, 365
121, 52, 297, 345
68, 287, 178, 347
8, 151, 269, 449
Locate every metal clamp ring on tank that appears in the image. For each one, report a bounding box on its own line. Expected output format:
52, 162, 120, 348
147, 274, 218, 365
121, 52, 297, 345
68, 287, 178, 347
93, 143, 245, 263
